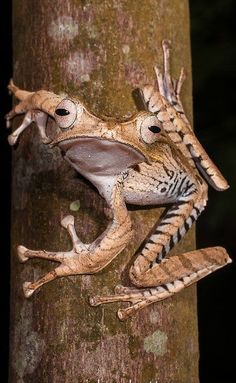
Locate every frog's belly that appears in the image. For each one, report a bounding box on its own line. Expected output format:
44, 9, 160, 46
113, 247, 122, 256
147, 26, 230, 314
123, 187, 175, 206
123, 166, 178, 206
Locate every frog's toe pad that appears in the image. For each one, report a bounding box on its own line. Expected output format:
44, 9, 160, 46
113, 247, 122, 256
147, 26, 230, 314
23, 282, 35, 298
61, 215, 74, 229
89, 296, 100, 306
17, 245, 29, 263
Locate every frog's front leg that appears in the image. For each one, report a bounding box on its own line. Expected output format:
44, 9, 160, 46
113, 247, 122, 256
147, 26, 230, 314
19, 172, 133, 298
141, 40, 229, 191
6, 79, 63, 145
154, 39, 186, 116
7, 109, 51, 146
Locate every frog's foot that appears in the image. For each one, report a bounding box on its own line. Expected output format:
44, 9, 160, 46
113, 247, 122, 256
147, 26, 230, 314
17, 215, 87, 264
22, 271, 58, 298
90, 248, 232, 320
18, 245, 30, 263
154, 39, 187, 117
5, 110, 18, 128
18, 215, 89, 297
7, 110, 32, 145
90, 284, 178, 320
6, 109, 51, 145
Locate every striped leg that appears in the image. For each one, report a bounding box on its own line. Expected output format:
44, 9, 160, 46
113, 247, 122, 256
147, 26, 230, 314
140, 40, 229, 191
90, 247, 231, 320
128, 180, 206, 287
91, 180, 229, 319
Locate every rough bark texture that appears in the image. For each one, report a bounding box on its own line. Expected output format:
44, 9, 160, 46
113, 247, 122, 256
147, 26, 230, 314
9, 1, 199, 382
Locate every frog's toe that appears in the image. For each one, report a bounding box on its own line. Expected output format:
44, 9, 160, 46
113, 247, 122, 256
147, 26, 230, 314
61, 214, 75, 229
23, 282, 35, 298
17, 245, 29, 263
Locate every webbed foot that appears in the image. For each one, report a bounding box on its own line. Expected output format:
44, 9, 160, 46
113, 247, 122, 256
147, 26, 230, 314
18, 215, 89, 297
90, 285, 171, 320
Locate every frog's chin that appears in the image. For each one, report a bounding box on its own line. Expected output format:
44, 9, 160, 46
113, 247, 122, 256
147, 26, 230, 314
58, 137, 146, 176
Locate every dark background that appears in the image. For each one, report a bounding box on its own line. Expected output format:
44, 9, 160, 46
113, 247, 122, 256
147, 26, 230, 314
0, 1, 235, 382
190, 1, 236, 382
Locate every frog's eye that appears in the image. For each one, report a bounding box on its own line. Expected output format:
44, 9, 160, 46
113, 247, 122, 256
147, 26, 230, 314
55, 99, 81, 130
139, 115, 162, 144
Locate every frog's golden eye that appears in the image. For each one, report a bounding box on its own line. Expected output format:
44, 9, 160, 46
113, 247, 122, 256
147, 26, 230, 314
139, 115, 162, 144
55, 99, 82, 130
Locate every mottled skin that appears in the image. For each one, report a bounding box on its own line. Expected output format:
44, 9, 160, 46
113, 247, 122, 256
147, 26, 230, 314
6, 40, 231, 320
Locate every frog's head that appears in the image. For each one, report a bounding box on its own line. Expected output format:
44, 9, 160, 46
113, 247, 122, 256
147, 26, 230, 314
52, 97, 167, 176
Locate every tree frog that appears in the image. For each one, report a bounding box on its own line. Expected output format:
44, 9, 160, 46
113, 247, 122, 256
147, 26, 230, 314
6, 40, 231, 320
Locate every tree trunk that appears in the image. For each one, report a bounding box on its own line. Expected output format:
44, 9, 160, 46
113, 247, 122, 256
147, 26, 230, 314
9, 1, 198, 382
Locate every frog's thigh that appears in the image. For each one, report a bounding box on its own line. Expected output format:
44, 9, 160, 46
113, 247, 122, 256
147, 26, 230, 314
128, 246, 229, 288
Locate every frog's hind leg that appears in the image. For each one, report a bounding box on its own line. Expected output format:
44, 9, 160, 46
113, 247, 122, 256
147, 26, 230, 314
90, 246, 231, 320
91, 285, 175, 321
89, 182, 230, 320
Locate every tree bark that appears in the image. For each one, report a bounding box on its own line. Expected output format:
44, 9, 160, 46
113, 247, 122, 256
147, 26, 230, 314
9, 1, 199, 382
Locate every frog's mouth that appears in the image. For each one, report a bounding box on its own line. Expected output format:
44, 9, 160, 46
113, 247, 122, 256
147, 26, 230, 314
59, 137, 147, 176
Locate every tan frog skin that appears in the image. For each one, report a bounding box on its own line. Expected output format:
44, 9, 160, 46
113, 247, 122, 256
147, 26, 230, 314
6, 40, 231, 320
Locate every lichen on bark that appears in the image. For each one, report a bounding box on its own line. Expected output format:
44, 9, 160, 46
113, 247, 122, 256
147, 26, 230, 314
9, 1, 199, 382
